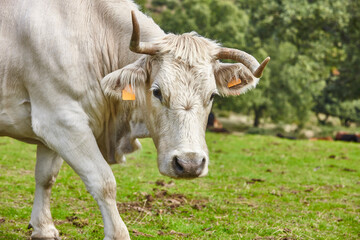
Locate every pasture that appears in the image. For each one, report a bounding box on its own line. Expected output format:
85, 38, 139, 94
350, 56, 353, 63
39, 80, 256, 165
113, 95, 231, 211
0, 133, 359, 239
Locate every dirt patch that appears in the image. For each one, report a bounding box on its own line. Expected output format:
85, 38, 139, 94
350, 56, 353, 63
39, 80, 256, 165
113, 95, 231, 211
158, 230, 189, 237
118, 188, 208, 216
0, 218, 5, 224
155, 180, 175, 187
132, 229, 154, 237
66, 215, 88, 228
118, 201, 152, 215
246, 178, 265, 184
320, 184, 345, 192
343, 168, 357, 172
254, 237, 276, 240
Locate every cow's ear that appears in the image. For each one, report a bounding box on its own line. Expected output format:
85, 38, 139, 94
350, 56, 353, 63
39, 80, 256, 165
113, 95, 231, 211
214, 63, 260, 96
101, 57, 148, 103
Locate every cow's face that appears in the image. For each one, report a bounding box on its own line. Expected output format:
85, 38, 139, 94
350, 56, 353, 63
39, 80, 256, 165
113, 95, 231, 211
144, 54, 216, 178
101, 12, 269, 179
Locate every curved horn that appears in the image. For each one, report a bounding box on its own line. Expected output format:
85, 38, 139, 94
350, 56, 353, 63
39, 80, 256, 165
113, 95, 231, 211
216, 48, 270, 78
130, 11, 159, 55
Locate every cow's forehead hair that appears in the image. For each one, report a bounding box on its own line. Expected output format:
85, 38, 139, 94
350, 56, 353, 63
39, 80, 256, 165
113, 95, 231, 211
157, 32, 220, 66
152, 56, 215, 87
150, 32, 219, 89
150, 59, 217, 106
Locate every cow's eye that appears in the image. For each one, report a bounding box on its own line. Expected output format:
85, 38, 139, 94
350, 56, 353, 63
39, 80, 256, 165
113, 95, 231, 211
153, 89, 162, 101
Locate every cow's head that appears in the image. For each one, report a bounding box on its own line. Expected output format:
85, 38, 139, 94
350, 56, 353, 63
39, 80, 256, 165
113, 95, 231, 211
102, 11, 269, 179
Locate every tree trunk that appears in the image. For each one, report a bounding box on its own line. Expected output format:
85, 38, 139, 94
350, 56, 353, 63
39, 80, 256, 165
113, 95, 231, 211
253, 106, 264, 127
340, 117, 351, 127
344, 118, 351, 127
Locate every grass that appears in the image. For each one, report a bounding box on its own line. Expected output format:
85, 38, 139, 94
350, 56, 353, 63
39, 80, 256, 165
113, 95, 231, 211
216, 112, 360, 139
0, 133, 360, 239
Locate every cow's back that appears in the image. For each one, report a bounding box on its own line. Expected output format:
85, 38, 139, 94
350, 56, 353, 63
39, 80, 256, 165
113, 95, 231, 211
0, 0, 164, 152
0, 0, 122, 142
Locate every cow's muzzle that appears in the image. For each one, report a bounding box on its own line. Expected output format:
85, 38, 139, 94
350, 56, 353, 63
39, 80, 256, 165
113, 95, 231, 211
171, 152, 207, 178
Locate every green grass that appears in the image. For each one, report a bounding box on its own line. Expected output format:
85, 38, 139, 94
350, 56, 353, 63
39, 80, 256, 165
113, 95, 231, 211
0, 133, 360, 239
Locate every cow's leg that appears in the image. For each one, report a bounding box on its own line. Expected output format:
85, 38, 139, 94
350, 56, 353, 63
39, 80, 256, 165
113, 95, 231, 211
32, 115, 130, 240
58, 137, 129, 240
30, 145, 63, 240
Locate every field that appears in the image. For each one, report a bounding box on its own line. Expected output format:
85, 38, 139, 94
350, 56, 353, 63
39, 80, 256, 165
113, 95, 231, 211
0, 133, 359, 239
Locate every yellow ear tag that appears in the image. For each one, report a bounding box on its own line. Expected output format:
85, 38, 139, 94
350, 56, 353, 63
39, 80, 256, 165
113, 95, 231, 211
227, 78, 242, 88
122, 85, 136, 101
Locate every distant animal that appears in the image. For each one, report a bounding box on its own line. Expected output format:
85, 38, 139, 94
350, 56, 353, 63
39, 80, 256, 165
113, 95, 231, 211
335, 132, 360, 143
207, 112, 228, 133
0, 0, 269, 239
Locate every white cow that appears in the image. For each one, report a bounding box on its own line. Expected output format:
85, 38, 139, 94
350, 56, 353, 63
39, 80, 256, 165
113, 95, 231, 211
0, 0, 269, 239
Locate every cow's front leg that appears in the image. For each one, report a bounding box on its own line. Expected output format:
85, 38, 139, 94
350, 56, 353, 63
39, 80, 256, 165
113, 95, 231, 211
58, 136, 129, 240
30, 145, 63, 240
32, 115, 130, 240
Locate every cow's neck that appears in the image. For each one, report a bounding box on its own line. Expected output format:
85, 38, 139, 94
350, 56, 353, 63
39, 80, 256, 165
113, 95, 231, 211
93, 0, 165, 77
91, 1, 164, 163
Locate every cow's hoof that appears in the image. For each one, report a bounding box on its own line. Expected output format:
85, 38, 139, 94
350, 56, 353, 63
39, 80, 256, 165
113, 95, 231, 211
30, 226, 60, 240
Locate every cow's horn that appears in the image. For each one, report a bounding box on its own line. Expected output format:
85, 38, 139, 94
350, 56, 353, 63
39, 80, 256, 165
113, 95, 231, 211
130, 11, 159, 55
216, 48, 270, 78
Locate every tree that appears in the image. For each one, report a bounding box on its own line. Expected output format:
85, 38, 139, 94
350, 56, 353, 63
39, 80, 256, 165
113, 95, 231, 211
312, 0, 360, 125
144, 0, 360, 127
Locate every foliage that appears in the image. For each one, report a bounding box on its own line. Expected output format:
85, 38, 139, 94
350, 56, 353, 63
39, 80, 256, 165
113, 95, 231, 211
1, 136, 360, 239
314, 92, 360, 126
146, 0, 360, 127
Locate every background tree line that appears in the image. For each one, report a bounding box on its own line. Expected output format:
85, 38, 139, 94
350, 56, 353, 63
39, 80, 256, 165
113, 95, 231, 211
138, 0, 360, 127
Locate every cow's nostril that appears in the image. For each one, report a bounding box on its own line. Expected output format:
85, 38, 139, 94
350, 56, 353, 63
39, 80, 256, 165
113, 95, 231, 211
173, 156, 184, 173
196, 158, 206, 175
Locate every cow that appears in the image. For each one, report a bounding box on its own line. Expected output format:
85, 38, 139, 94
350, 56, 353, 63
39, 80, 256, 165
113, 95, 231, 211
335, 132, 360, 143
0, 0, 269, 239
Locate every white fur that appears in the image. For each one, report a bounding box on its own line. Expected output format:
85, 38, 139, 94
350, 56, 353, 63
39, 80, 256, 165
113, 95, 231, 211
0, 0, 262, 239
